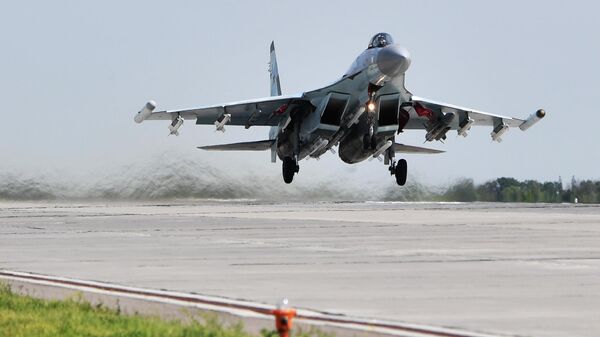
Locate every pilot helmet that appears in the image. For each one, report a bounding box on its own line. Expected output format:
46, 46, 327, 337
369, 33, 394, 49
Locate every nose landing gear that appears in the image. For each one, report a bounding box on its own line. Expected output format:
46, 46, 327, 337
282, 157, 299, 184
363, 84, 381, 151
389, 159, 407, 186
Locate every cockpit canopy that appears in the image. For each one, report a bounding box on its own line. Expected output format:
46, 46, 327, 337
368, 33, 394, 49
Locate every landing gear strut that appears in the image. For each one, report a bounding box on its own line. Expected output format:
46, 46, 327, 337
363, 84, 381, 150
389, 159, 407, 186
282, 156, 299, 184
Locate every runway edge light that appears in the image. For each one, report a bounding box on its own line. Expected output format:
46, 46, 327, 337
271, 298, 296, 337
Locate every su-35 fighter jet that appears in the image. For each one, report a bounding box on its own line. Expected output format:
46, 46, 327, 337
135, 33, 545, 185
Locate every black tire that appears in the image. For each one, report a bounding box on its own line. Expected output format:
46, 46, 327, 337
282, 157, 295, 184
395, 159, 407, 186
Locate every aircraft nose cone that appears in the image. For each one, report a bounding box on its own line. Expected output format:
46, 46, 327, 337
377, 45, 411, 77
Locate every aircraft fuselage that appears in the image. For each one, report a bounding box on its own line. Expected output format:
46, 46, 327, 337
277, 43, 412, 164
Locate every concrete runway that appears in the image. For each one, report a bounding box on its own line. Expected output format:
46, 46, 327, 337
1, 201, 599, 337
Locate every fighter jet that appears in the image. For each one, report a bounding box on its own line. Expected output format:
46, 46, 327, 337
134, 33, 545, 185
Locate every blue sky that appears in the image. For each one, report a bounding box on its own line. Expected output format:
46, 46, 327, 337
0, 0, 597, 187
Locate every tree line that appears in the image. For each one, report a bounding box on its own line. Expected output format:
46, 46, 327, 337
441, 177, 599, 203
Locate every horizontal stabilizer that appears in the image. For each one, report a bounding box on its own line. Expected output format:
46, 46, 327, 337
198, 140, 275, 151
393, 143, 444, 154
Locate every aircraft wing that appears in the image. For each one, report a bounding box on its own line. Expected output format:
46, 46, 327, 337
400, 96, 545, 142
135, 94, 307, 128
198, 140, 274, 151
409, 96, 529, 128
393, 143, 444, 154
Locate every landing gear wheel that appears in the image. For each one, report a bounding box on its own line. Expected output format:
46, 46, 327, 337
282, 157, 299, 184
395, 159, 407, 186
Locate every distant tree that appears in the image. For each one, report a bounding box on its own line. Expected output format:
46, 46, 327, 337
576, 180, 598, 203
476, 180, 500, 201
444, 178, 477, 202
542, 181, 561, 203
497, 177, 521, 190
522, 180, 542, 202
385, 176, 599, 204
562, 188, 574, 203
500, 185, 523, 202
558, 176, 563, 191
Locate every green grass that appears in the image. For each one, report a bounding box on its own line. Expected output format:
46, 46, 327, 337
0, 283, 257, 337
0, 283, 332, 337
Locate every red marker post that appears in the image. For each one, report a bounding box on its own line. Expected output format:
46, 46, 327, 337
271, 298, 296, 337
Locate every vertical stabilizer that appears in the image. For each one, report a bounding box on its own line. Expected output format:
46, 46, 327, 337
269, 41, 282, 96
269, 41, 282, 163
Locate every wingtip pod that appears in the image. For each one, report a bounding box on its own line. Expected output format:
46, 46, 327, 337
519, 109, 546, 131
134, 100, 157, 123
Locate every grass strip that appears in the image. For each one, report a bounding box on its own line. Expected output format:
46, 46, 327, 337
0, 283, 332, 337
0, 283, 255, 337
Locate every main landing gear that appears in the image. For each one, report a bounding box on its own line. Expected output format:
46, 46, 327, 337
389, 159, 407, 186
282, 156, 299, 184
